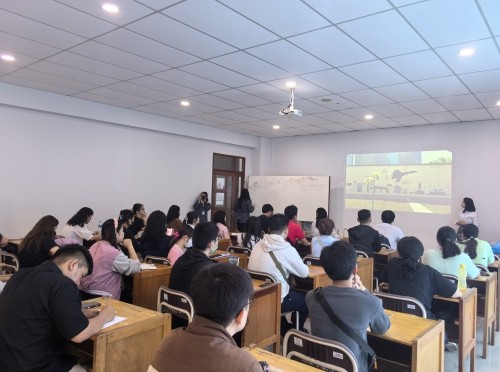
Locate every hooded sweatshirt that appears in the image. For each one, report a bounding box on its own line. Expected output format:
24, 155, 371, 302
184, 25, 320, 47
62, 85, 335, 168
169, 248, 213, 295
248, 234, 309, 300
348, 225, 381, 256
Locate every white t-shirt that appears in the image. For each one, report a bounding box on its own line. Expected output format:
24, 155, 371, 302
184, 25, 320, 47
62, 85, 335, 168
373, 223, 405, 250
311, 235, 338, 257
61, 224, 93, 244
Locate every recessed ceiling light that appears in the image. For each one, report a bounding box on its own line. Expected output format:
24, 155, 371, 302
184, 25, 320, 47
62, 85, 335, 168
286, 81, 296, 88
1, 54, 15, 62
496, 100, 500, 106
180, 101, 190, 107
364, 114, 374, 120
101, 3, 119, 13
273, 125, 280, 129
458, 48, 475, 57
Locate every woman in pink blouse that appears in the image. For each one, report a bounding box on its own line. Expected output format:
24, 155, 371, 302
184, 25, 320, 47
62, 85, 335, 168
167, 225, 194, 266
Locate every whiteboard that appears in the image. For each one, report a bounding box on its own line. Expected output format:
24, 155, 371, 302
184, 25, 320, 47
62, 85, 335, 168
248, 176, 330, 222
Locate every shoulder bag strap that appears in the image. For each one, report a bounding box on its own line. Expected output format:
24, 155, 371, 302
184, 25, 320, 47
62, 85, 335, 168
313, 287, 377, 369
269, 251, 288, 283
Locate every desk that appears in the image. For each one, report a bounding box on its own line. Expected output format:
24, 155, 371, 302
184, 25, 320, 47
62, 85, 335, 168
240, 279, 281, 353
434, 288, 477, 372
247, 347, 322, 371
226, 247, 250, 269
488, 260, 500, 331
128, 264, 171, 311
468, 273, 497, 358
374, 248, 399, 274
75, 298, 170, 372
368, 310, 445, 372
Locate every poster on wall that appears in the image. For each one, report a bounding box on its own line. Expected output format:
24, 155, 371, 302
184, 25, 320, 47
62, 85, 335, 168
215, 192, 225, 206
216, 176, 225, 190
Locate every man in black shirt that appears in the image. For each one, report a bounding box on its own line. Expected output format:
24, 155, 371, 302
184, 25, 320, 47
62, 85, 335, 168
0, 245, 115, 372
258, 204, 274, 234
348, 209, 381, 256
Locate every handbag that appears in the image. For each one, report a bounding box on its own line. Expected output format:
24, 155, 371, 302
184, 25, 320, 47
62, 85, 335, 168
269, 251, 297, 288
314, 287, 377, 371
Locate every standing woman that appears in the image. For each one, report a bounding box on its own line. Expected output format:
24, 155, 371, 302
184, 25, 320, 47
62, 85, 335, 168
130, 203, 147, 237
18, 215, 59, 268
233, 188, 254, 232
423, 226, 480, 279
166, 205, 182, 233
80, 219, 140, 300
61, 207, 99, 244
193, 192, 211, 223
241, 216, 263, 249
456, 197, 479, 227
139, 210, 172, 258
118, 209, 140, 252
167, 225, 194, 266
458, 224, 494, 267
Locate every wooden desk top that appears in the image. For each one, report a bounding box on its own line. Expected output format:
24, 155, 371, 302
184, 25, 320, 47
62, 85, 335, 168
306, 265, 325, 278
374, 249, 394, 256
136, 263, 171, 277
248, 347, 322, 371
0, 274, 12, 282
372, 310, 442, 347
434, 287, 475, 302
84, 298, 164, 336
488, 261, 500, 270
252, 279, 279, 294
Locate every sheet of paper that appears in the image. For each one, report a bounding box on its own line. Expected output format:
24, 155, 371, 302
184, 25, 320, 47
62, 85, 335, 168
102, 316, 126, 329
140, 263, 157, 270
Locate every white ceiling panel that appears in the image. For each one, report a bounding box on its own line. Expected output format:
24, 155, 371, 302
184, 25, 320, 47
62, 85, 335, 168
209, 111, 255, 123
339, 10, 428, 58
188, 94, 247, 110
84, 87, 158, 105
0, 32, 61, 59
238, 84, 289, 103
28, 61, 118, 86
370, 118, 401, 128
267, 77, 331, 99
105, 82, 177, 101
10, 68, 97, 91
153, 69, 227, 93
384, 50, 453, 81
128, 76, 202, 97
96, 29, 200, 67
0, 51, 38, 68
369, 103, 415, 117
374, 83, 429, 102
314, 95, 360, 111
478, 0, 500, 36
212, 89, 272, 107
401, 99, 447, 114
162, 0, 278, 49
342, 121, 377, 130
400, 0, 490, 47
146, 101, 205, 117
460, 69, 500, 93
341, 107, 379, 120
73, 92, 138, 108
219, 0, 330, 37
230, 108, 277, 121
317, 123, 353, 132
301, 69, 366, 93
340, 60, 407, 87
181, 61, 258, 88
0, 63, 20, 75
391, 115, 429, 126
435, 94, 482, 111
294, 100, 333, 114
414, 76, 470, 97
475, 91, 500, 107
452, 108, 492, 121
134, 0, 183, 11
127, 13, 236, 59
314, 111, 358, 123
290, 115, 332, 126
305, 0, 392, 23
420, 111, 459, 124
487, 107, 500, 119
0, 75, 79, 95
340, 89, 393, 106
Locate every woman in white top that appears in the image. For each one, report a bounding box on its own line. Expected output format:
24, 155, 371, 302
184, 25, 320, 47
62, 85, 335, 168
311, 218, 338, 257
457, 224, 494, 268
61, 207, 100, 245
423, 226, 479, 279
241, 216, 263, 249
456, 197, 479, 227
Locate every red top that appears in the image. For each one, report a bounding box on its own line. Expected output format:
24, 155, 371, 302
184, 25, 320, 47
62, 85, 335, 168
287, 220, 305, 245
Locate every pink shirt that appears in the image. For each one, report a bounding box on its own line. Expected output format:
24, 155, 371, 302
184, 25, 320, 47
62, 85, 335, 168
217, 223, 230, 239
167, 244, 186, 266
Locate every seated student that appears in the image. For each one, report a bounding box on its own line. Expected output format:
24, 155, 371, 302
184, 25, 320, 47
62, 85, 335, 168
118, 209, 140, 252
0, 232, 7, 247
306, 241, 390, 372
0, 245, 115, 372
213, 210, 230, 239
61, 207, 100, 245
80, 219, 140, 300
284, 204, 311, 248
259, 203, 274, 234
167, 225, 194, 266
130, 203, 147, 237
348, 209, 381, 256
184, 211, 199, 248
311, 207, 328, 236
457, 224, 494, 267
373, 210, 405, 250
423, 226, 480, 279
18, 215, 59, 268
381, 236, 461, 351
311, 218, 338, 257
241, 216, 263, 249
140, 210, 172, 258
166, 205, 183, 233
148, 264, 272, 372
248, 213, 309, 334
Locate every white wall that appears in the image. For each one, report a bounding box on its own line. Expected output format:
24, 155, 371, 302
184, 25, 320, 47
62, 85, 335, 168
0, 84, 258, 237
269, 120, 500, 248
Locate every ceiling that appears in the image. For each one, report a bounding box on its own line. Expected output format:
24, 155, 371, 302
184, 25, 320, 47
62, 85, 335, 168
1, 0, 500, 138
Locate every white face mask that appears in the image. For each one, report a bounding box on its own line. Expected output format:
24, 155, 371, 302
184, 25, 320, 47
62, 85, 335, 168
210, 239, 219, 253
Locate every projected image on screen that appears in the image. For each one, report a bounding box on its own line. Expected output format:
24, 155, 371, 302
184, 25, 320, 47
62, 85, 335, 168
345, 150, 452, 214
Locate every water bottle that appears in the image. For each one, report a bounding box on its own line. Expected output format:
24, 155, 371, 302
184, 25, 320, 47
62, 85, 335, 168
97, 220, 103, 231
458, 263, 467, 291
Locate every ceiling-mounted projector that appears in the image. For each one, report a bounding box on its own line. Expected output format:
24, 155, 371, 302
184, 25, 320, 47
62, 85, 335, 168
279, 87, 302, 117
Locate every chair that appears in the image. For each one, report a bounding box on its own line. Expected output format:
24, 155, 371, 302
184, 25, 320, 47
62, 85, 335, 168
157, 286, 194, 323
0, 251, 19, 274
380, 243, 392, 250
144, 255, 170, 265
355, 250, 369, 259
374, 292, 427, 318
246, 269, 299, 329
227, 246, 252, 257
79, 288, 113, 301
475, 263, 488, 273
283, 329, 358, 372
303, 255, 321, 266
494, 254, 500, 261
218, 238, 231, 250
442, 273, 459, 284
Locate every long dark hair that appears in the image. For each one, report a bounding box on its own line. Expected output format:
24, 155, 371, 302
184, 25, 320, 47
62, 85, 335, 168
141, 210, 167, 245
436, 226, 461, 259
242, 216, 263, 249
118, 209, 134, 227
315, 208, 328, 228
462, 224, 479, 260
397, 237, 424, 281
184, 211, 199, 225
19, 215, 58, 253
213, 210, 227, 226
237, 188, 251, 209
67, 207, 93, 227
166, 205, 180, 225
463, 197, 476, 212
170, 225, 194, 248
101, 219, 120, 249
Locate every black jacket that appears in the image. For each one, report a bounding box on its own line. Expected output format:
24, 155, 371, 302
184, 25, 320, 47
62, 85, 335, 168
348, 225, 381, 257
169, 249, 213, 295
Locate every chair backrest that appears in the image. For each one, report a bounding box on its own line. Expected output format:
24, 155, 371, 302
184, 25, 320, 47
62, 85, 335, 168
475, 263, 488, 272
374, 292, 427, 318
303, 255, 321, 266
157, 286, 194, 323
218, 238, 231, 250
380, 243, 392, 250
355, 250, 369, 259
0, 251, 19, 273
442, 273, 459, 284
283, 329, 358, 372
144, 255, 170, 266
246, 269, 277, 284
227, 246, 252, 256
494, 254, 500, 261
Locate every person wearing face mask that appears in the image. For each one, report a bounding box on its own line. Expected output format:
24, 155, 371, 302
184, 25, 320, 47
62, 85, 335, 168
80, 219, 141, 300
167, 225, 194, 266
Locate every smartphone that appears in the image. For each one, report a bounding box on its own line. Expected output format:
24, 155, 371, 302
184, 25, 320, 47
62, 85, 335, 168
82, 301, 101, 309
